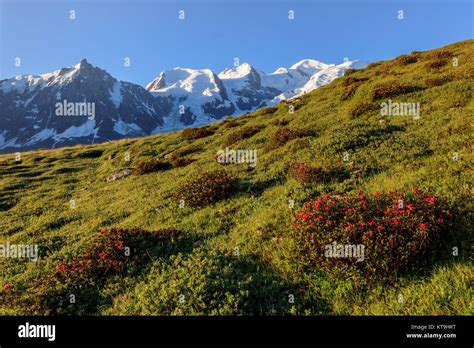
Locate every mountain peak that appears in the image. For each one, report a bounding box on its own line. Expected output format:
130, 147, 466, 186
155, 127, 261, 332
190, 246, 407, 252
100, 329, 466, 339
75, 58, 93, 70
218, 63, 257, 80
290, 59, 328, 76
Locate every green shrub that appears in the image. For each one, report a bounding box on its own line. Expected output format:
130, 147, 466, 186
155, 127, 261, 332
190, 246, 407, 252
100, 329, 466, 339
267, 127, 312, 150
290, 162, 349, 184
108, 251, 289, 315
425, 75, 453, 87
181, 127, 215, 140
171, 157, 195, 168
270, 118, 290, 126
396, 54, 418, 66
253, 106, 278, 116
350, 101, 375, 117
134, 159, 170, 175
223, 126, 262, 147
174, 170, 236, 208
222, 120, 240, 128
371, 82, 421, 100
341, 83, 361, 101
343, 76, 369, 87
325, 123, 403, 153
73, 149, 104, 159
425, 59, 448, 70
172, 145, 200, 158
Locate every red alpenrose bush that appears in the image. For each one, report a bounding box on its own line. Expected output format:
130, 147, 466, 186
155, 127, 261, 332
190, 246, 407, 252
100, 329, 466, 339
291, 189, 454, 282
55, 227, 178, 284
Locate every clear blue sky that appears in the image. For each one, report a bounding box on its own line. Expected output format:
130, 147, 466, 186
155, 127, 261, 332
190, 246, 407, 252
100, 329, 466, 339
0, 0, 472, 86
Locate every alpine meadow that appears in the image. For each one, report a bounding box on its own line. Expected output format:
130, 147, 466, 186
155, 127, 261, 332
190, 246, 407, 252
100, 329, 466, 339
0, 39, 473, 316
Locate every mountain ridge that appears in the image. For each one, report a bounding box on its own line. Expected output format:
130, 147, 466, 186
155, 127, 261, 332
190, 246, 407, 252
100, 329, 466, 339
0, 57, 366, 153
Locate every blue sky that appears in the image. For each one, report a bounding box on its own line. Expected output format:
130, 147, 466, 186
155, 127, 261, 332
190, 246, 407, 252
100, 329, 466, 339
0, 0, 472, 86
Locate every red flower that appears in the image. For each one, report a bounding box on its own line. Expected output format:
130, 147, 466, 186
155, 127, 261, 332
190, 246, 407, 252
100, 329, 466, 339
437, 217, 444, 223
3, 283, 13, 290
56, 263, 67, 273
99, 252, 108, 260
420, 223, 428, 230
377, 224, 384, 231
314, 200, 322, 210
116, 241, 124, 250
424, 197, 435, 205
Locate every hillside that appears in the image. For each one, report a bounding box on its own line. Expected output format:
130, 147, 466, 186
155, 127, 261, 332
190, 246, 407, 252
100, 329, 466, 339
0, 39, 472, 315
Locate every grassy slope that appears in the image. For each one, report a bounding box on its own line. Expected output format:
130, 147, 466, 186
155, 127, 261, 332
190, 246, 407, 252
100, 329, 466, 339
0, 40, 472, 315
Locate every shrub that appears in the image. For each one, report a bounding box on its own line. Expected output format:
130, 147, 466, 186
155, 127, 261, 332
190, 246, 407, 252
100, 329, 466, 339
288, 138, 312, 151
170, 145, 200, 159
371, 82, 420, 100
350, 101, 375, 117
134, 159, 170, 175
425, 75, 453, 87
28, 227, 180, 314
171, 157, 195, 168
425, 59, 448, 70
73, 149, 104, 159
340, 83, 361, 101
290, 163, 349, 184
108, 251, 288, 315
430, 50, 453, 60
267, 127, 312, 150
343, 76, 369, 87
291, 189, 454, 282
174, 170, 236, 208
253, 106, 278, 116
270, 118, 290, 126
289, 162, 330, 184
223, 126, 262, 146
222, 120, 240, 129
395, 54, 418, 66
325, 123, 404, 155
55, 227, 179, 284
181, 127, 215, 140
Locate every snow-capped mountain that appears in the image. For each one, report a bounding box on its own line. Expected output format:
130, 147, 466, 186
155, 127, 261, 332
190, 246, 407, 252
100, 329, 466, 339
0, 58, 366, 153
0, 59, 170, 153
147, 59, 367, 131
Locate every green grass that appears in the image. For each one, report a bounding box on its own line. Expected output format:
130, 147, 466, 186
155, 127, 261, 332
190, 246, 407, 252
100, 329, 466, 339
0, 40, 472, 315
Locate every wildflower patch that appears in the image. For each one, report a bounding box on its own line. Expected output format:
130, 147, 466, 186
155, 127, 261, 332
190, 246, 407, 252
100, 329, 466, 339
291, 189, 454, 282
